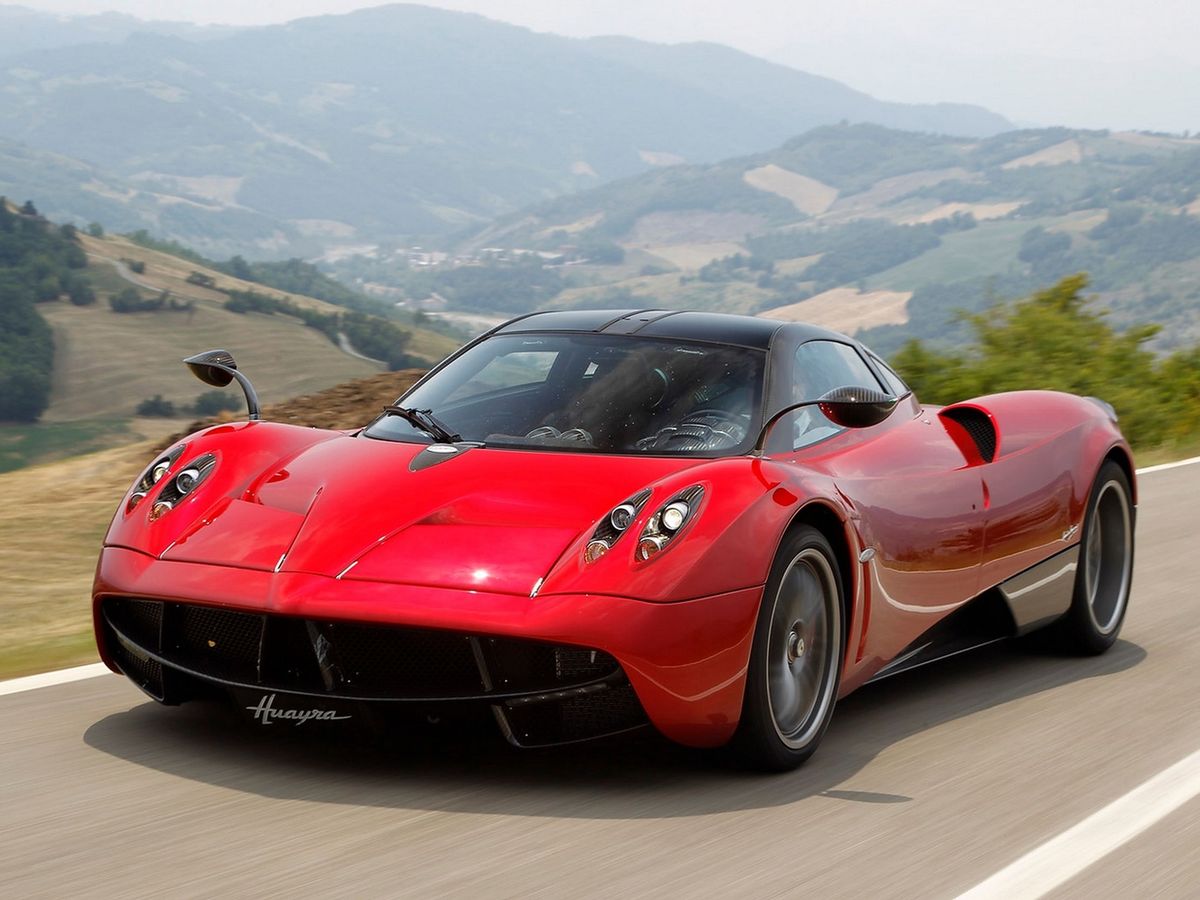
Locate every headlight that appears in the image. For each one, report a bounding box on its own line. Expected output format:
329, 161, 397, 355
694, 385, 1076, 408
128, 446, 187, 512
157, 453, 217, 504
636, 485, 704, 561
583, 488, 652, 564
140, 452, 218, 519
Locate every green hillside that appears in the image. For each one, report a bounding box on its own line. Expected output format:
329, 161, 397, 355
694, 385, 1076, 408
0, 206, 463, 472
356, 124, 1200, 353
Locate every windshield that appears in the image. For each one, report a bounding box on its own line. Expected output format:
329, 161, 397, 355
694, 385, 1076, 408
364, 333, 766, 456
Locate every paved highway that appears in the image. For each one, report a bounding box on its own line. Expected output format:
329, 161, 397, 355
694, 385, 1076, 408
3, 462, 1198, 898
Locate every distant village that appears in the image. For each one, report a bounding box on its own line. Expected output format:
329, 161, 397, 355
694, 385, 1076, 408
354, 244, 591, 310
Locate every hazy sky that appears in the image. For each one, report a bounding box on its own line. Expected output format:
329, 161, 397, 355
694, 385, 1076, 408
10, 1, 1200, 131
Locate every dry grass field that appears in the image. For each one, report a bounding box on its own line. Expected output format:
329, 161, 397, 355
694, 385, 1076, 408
900, 201, 1023, 225
0, 443, 147, 677
79, 232, 461, 359
40, 301, 380, 421
80, 233, 343, 314
1000, 138, 1084, 169
822, 167, 974, 222
742, 164, 838, 216
761, 287, 912, 333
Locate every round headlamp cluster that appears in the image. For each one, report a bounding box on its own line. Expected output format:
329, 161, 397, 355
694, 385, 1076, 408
584, 488, 652, 564
636, 485, 705, 562
128, 446, 186, 512
609, 502, 638, 532
127, 448, 217, 519
175, 467, 203, 495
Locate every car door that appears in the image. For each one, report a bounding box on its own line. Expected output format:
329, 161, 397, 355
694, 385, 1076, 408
785, 341, 987, 649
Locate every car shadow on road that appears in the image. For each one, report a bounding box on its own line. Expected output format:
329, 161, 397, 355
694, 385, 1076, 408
83, 636, 1145, 819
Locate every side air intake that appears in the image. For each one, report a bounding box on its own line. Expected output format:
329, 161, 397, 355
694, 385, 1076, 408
940, 406, 998, 463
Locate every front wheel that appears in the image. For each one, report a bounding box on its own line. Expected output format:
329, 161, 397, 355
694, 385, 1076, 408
1054, 460, 1135, 654
732, 525, 845, 771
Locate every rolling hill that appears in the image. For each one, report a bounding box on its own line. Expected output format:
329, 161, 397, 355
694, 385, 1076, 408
0, 207, 461, 473
393, 124, 1200, 354
0, 4, 1008, 258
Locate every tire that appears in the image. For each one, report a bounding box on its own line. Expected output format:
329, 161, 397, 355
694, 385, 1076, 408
732, 525, 845, 771
1054, 460, 1135, 654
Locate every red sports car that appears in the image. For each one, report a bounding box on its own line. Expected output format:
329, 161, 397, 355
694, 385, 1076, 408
93, 310, 1135, 769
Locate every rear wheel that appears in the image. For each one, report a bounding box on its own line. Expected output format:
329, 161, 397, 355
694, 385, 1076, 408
733, 525, 844, 771
1054, 461, 1134, 654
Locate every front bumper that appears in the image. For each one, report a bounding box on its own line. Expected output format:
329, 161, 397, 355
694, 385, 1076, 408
94, 547, 763, 748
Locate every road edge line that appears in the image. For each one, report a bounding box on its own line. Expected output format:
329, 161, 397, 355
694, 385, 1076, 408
0, 663, 111, 697
1136, 455, 1200, 475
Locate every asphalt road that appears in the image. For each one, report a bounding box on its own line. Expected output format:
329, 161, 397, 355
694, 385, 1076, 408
3, 463, 1198, 898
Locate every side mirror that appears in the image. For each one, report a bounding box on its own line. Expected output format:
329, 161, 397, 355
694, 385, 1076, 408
817, 385, 899, 429
182, 349, 261, 420
184, 349, 237, 387
752, 385, 899, 455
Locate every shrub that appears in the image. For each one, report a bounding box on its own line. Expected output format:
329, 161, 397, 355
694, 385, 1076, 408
136, 395, 177, 417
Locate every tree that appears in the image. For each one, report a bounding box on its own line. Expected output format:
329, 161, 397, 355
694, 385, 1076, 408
66, 277, 96, 306
891, 274, 1193, 448
19, 200, 38, 217
136, 395, 177, 417
1018, 226, 1070, 264
227, 255, 253, 280
109, 287, 143, 312
86, 222, 104, 238
192, 390, 242, 416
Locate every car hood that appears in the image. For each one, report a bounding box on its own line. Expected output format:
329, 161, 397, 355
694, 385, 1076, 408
120, 427, 706, 596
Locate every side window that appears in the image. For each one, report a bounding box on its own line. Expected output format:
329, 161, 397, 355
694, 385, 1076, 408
868, 353, 909, 397
791, 341, 885, 449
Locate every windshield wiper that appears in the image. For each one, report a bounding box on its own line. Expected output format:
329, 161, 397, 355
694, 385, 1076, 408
381, 406, 462, 444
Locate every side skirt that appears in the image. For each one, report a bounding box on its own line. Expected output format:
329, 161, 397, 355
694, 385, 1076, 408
866, 545, 1079, 683
997, 543, 1080, 635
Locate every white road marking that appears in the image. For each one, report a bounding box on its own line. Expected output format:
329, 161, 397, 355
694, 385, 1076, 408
1136, 455, 1200, 475
0, 663, 110, 697
958, 746, 1200, 899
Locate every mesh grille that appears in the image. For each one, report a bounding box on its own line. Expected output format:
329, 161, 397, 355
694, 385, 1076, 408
484, 640, 619, 692
942, 407, 997, 462
555, 648, 616, 682
110, 640, 164, 699
101, 598, 621, 702
171, 604, 263, 683
111, 598, 162, 650
324, 622, 483, 695
503, 682, 646, 746
560, 683, 644, 742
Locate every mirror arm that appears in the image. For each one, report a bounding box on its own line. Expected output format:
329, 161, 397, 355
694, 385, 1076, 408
209, 363, 261, 421
750, 400, 821, 457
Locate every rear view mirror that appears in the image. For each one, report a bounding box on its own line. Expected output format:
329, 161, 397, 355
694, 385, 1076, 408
182, 349, 261, 420
817, 386, 899, 429
184, 349, 238, 387
752, 385, 899, 455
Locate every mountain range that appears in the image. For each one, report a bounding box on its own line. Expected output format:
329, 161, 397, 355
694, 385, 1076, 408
0, 3, 1009, 257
